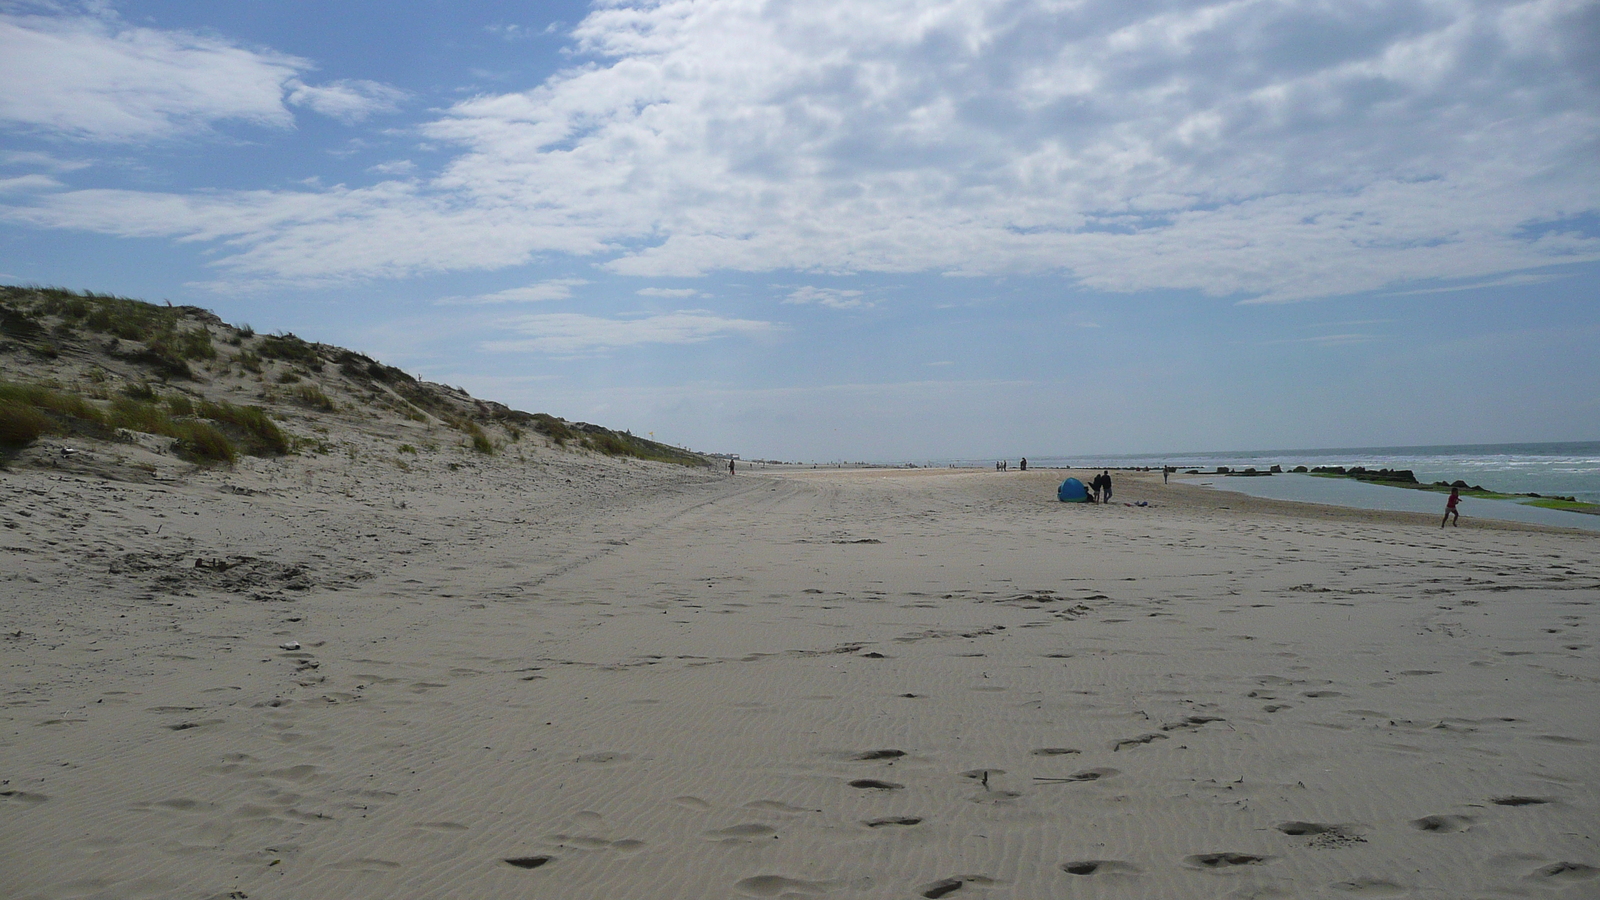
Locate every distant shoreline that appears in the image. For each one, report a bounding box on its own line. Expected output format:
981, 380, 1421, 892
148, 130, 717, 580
1178, 471, 1600, 532
789, 442, 1600, 507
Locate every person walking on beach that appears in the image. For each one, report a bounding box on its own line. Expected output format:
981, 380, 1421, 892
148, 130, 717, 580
1100, 470, 1113, 503
1442, 487, 1461, 527
1020, 457, 1027, 472
729, 458, 736, 476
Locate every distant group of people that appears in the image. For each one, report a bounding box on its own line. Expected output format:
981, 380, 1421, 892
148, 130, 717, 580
996, 458, 1028, 471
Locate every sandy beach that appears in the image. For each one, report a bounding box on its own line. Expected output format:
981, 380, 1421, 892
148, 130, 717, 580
3, 455, 1596, 899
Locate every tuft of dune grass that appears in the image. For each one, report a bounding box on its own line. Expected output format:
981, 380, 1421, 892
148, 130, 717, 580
0, 400, 53, 447
108, 396, 237, 462
0, 381, 104, 422
0, 378, 284, 464
288, 384, 336, 411
461, 420, 493, 455
169, 419, 236, 463
195, 399, 288, 455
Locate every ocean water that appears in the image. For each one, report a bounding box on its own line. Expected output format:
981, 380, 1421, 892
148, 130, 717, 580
1176, 472, 1600, 533
1014, 441, 1600, 504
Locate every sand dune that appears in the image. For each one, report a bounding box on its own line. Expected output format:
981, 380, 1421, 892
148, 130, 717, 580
3, 460, 1596, 899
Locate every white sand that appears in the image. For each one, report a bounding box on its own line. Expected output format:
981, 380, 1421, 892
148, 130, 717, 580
3, 461, 1597, 899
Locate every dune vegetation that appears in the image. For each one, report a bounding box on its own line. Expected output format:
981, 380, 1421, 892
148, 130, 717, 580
0, 285, 709, 472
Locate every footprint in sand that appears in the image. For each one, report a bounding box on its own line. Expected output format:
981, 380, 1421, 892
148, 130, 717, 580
734, 874, 833, 896
849, 779, 904, 790
744, 800, 819, 813
918, 875, 994, 898
1491, 795, 1550, 807
1278, 822, 1366, 847
1276, 821, 1341, 836
1031, 747, 1080, 756
1410, 814, 1472, 833
1062, 860, 1139, 876
709, 823, 778, 840
1331, 878, 1407, 896
166, 719, 225, 730
0, 790, 49, 805
854, 749, 906, 760
1035, 768, 1119, 785
504, 855, 552, 870
1112, 733, 1168, 751
864, 816, 923, 827
1161, 715, 1225, 732
1530, 862, 1599, 882
1184, 852, 1270, 869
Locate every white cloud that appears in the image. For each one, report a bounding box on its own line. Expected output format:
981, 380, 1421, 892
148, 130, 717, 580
636, 287, 705, 298
0, 12, 402, 141
783, 286, 870, 309
1, 150, 90, 173
485, 23, 562, 41
0, 174, 63, 193
484, 310, 778, 354
368, 159, 416, 176
1379, 272, 1573, 296
486, 23, 532, 40
438, 279, 589, 305
5, 183, 610, 282
0, 12, 298, 140
6, 0, 1599, 300
285, 78, 407, 123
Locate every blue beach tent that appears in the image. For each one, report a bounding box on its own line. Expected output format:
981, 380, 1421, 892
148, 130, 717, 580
1058, 477, 1089, 502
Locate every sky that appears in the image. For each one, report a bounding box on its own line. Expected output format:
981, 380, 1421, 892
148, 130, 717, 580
1, 0, 1597, 462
